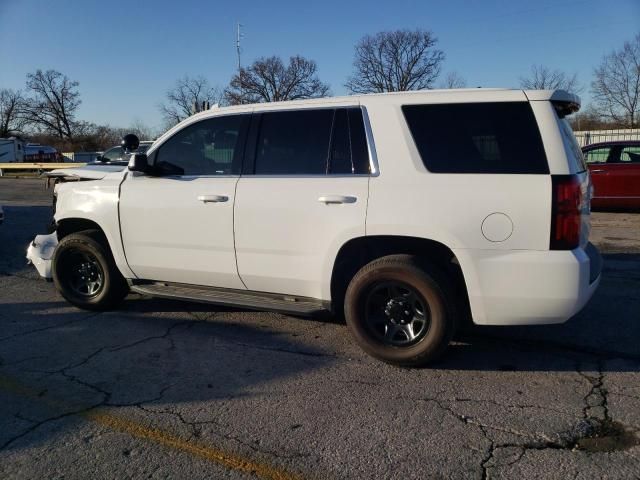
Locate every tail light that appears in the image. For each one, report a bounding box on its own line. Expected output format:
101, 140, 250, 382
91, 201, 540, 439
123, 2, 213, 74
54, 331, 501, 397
550, 175, 582, 250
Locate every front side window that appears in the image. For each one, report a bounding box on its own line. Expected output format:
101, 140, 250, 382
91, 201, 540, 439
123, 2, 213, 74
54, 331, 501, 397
584, 147, 611, 164
402, 102, 549, 174
155, 115, 247, 175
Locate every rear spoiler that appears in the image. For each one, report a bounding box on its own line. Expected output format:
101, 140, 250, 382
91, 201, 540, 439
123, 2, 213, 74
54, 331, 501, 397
524, 89, 581, 118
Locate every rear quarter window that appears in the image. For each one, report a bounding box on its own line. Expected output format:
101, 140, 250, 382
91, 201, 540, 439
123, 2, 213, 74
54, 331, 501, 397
557, 117, 586, 173
402, 102, 549, 174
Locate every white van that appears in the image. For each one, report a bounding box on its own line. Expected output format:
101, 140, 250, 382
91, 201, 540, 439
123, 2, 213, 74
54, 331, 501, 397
0, 137, 26, 164
27, 89, 601, 366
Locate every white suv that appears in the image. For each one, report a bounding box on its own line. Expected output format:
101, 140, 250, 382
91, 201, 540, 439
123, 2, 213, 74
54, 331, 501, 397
27, 89, 601, 366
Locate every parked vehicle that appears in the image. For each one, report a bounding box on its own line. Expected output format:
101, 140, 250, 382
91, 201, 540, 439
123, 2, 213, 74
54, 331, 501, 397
24, 144, 59, 163
95, 141, 154, 165
0, 137, 26, 163
582, 141, 640, 210
26, 89, 601, 366
0, 205, 4, 226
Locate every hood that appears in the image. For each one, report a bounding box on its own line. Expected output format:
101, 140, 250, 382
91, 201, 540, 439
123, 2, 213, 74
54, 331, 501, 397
45, 164, 126, 180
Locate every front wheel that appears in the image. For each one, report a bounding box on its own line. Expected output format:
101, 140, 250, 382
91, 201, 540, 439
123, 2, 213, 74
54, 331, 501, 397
344, 255, 456, 367
52, 231, 128, 311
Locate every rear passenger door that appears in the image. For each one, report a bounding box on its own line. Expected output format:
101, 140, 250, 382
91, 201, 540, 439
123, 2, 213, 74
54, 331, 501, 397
234, 107, 371, 300
607, 145, 640, 200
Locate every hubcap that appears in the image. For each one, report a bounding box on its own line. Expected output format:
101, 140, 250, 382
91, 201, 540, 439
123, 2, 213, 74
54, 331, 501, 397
364, 282, 430, 346
62, 251, 104, 297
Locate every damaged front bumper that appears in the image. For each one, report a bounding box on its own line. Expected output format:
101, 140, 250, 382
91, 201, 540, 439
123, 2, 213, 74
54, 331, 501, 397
26, 232, 58, 280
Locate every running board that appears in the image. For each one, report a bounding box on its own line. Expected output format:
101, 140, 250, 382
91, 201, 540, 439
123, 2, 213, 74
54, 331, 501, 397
130, 281, 328, 316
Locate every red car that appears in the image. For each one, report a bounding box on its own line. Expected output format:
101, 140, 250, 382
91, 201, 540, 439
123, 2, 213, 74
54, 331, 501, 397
582, 141, 640, 210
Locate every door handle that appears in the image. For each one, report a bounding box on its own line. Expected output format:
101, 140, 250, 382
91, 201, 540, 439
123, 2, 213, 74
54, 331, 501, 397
318, 195, 357, 204
197, 194, 229, 203
590, 169, 606, 174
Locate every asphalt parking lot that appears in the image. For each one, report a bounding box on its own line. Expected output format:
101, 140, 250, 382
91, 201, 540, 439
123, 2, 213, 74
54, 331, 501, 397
0, 178, 639, 479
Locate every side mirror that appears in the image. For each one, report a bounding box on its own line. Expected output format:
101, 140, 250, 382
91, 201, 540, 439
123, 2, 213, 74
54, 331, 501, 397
128, 153, 149, 173
95, 155, 104, 162
121, 133, 140, 153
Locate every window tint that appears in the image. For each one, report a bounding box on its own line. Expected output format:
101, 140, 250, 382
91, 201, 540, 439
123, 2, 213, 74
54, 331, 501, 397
348, 108, 370, 174
584, 147, 610, 164
255, 109, 333, 175
620, 146, 640, 163
155, 115, 247, 175
402, 102, 549, 174
558, 118, 586, 172
330, 109, 352, 174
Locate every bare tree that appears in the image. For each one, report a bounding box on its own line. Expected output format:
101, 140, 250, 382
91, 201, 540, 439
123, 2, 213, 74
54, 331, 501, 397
439, 71, 467, 89
225, 55, 330, 105
345, 29, 445, 94
0, 88, 27, 137
591, 33, 640, 128
129, 118, 156, 140
159, 76, 223, 127
519, 65, 581, 92
23, 69, 81, 139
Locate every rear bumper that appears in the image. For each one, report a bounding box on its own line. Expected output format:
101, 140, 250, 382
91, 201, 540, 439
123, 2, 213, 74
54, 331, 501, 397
453, 243, 602, 325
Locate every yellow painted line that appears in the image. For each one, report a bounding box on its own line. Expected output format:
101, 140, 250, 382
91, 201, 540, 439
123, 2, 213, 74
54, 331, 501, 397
0, 374, 302, 480
84, 410, 301, 480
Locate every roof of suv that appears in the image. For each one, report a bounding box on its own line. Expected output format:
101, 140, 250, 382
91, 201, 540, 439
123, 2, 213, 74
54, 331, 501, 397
149, 88, 580, 156
208, 88, 578, 111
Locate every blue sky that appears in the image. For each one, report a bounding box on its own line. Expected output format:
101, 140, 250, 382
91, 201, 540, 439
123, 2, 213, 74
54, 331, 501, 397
1, 0, 638, 132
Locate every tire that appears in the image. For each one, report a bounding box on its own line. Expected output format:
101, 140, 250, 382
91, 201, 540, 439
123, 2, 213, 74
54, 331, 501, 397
52, 230, 128, 311
344, 254, 457, 367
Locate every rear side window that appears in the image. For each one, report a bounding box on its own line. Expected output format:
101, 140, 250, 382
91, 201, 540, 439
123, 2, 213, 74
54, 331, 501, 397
348, 108, 371, 174
329, 109, 352, 174
329, 108, 371, 175
252, 108, 370, 175
402, 102, 549, 174
255, 110, 333, 175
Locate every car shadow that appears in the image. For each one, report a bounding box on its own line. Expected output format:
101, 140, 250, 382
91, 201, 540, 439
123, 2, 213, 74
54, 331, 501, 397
436, 252, 640, 371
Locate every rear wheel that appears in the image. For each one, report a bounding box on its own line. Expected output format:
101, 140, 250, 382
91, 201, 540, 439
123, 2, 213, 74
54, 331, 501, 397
52, 230, 128, 311
344, 255, 456, 366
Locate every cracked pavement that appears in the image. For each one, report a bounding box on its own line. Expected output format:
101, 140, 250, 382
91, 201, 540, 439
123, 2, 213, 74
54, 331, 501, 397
1, 178, 639, 479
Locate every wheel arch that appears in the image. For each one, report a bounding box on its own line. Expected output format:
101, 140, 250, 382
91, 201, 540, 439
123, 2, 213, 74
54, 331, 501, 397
329, 235, 471, 322
55, 216, 136, 279
56, 218, 105, 240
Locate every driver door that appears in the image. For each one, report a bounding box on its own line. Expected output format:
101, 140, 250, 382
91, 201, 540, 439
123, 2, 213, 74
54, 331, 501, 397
119, 114, 250, 289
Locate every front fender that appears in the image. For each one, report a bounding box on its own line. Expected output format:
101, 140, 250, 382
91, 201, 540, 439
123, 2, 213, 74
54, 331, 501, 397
54, 177, 135, 279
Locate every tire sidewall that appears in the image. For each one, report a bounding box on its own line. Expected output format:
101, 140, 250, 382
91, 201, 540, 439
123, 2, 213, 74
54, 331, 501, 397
52, 234, 122, 309
345, 260, 453, 365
